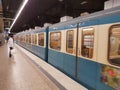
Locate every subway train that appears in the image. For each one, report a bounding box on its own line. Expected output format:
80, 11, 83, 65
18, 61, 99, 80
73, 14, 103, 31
14, 6, 120, 90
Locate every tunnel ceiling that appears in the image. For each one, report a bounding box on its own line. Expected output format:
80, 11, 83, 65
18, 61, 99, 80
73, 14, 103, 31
2, 0, 107, 33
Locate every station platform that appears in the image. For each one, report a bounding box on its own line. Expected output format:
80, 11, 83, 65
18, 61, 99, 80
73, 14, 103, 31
0, 44, 87, 90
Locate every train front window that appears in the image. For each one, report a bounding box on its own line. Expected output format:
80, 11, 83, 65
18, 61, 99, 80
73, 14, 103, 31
81, 28, 94, 58
66, 30, 74, 53
38, 33, 44, 46
50, 32, 61, 50
109, 25, 120, 66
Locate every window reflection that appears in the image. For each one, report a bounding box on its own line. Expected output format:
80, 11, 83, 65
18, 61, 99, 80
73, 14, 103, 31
50, 32, 61, 50
66, 30, 74, 53
38, 33, 44, 46
109, 25, 120, 66
81, 28, 94, 58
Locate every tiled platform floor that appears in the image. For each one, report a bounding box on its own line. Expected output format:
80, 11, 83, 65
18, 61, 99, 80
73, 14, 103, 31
0, 44, 59, 90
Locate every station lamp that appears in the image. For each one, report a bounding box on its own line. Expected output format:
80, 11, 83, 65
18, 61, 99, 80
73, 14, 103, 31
9, 0, 29, 32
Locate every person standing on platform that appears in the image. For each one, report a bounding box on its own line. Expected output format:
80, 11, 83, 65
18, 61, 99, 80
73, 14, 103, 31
8, 35, 14, 57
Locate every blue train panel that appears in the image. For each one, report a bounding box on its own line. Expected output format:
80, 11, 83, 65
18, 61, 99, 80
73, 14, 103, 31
48, 50, 76, 77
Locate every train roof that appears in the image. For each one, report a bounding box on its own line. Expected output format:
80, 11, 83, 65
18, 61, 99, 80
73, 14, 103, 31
49, 6, 120, 28
16, 6, 120, 35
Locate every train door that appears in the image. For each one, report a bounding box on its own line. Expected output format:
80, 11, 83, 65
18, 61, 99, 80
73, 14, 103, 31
76, 23, 99, 89
65, 27, 78, 77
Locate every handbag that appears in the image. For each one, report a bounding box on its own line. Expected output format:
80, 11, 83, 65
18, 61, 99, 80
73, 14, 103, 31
10, 47, 13, 50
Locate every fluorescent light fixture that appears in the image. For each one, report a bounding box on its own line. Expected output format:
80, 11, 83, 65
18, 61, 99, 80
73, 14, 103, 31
58, 0, 63, 2
81, 1, 87, 5
9, 0, 28, 32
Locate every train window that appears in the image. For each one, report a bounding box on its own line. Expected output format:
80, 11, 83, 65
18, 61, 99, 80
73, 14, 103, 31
17, 36, 19, 41
24, 36, 26, 42
21, 36, 23, 42
17, 37, 19, 42
50, 32, 61, 50
18, 36, 20, 41
31, 34, 34, 44
26, 35, 29, 43
109, 25, 120, 66
28, 35, 31, 43
23, 36, 25, 42
66, 30, 74, 53
35, 34, 37, 44
38, 33, 44, 46
81, 28, 94, 58
22, 36, 24, 42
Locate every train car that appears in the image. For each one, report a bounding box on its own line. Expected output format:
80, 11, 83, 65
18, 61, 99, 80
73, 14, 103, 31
29, 28, 48, 60
15, 6, 120, 90
15, 27, 48, 60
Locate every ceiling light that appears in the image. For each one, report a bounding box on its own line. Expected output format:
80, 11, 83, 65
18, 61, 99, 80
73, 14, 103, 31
59, 0, 63, 2
81, 1, 87, 5
6, 6, 9, 10
9, 0, 29, 32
